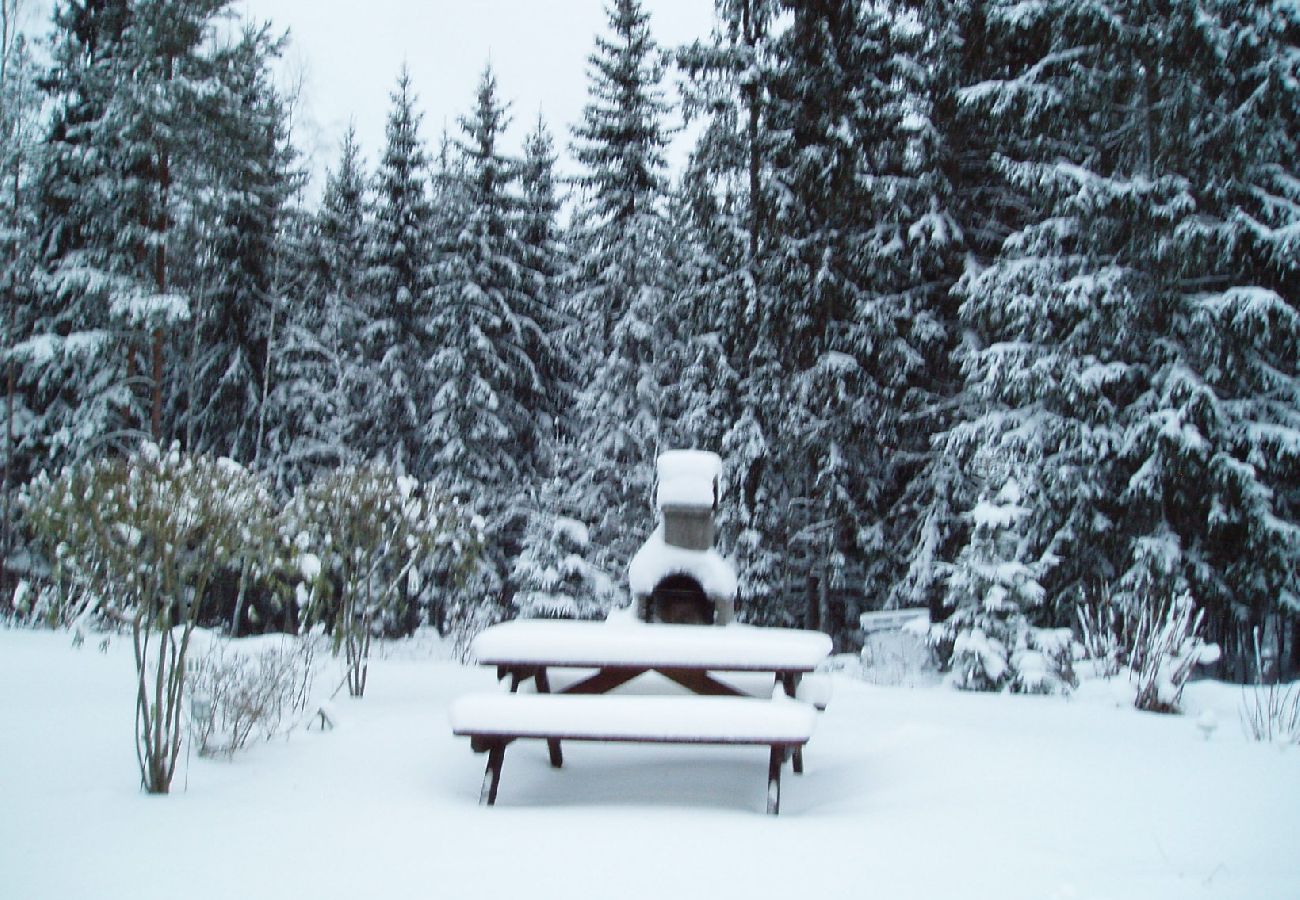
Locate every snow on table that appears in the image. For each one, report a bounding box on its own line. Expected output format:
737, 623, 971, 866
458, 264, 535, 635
450, 693, 817, 744
471, 619, 832, 672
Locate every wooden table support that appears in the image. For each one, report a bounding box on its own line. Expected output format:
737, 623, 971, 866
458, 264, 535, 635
480, 741, 506, 806
766, 746, 784, 815
532, 670, 564, 768
469, 732, 800, 814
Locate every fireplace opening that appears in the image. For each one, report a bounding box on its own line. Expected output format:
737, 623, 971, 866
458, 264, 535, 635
646, 574, 713, 625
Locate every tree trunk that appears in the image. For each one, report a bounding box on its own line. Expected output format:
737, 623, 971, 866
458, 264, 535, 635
151, 53, 173, 443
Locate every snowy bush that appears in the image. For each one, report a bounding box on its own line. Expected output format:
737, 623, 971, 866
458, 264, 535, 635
1010, 627, 1077, 695
1241, 680, 1300, 746
1129, 594, 1216, 714
1239, 630, 1300, 745
187, 633, 317, 757
512, 511, 617, 620
1077, 591, 1124, 678
1075, 588, 1218, 714
23, 444, 281, 793
283, 464, 481, 697
932, 478, 1055, 693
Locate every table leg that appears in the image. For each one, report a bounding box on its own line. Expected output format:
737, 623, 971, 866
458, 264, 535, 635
534, 669, 564, 768
766, 746, 783, 815
481, 741, 506, 806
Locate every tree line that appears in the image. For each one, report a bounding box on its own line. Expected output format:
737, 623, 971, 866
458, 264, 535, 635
1, 0, 1296, 683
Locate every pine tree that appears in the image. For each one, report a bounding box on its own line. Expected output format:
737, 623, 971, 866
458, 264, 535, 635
0, 15, 42, 556
186, 24, 301, 462
932, 0, 1153, 639
361, 66, 433, 473
676, 0, 785, 624
518, 113, 571, 423
1112, 0, 1300, 673
760, 0, 890, 636
28, 0, 239, 472
426, 65, 558, 624
428, 66, 545, 495
264, 129, 367, 493
934, 476, 1046, 691
511, 475, 617, 620
566, 0, 676, 585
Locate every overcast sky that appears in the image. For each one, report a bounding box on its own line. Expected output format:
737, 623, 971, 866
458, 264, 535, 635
235, 0, 718, 192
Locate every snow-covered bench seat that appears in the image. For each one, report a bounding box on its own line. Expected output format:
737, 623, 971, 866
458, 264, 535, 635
450, 693, 817, 814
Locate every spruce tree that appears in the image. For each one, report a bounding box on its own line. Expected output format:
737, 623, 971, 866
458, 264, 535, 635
761, 0, 886, 636
362, 66, 433, 473
1112, 0, 1300, 672
934, 476, 1047, 691
30, 0, 240, 471
264, 128, 367, 493
187, 24, 301, 462
676, 0, 785, 624
427, 65, 557, 625
0, 20, 41, 556
566, 0, 675, 585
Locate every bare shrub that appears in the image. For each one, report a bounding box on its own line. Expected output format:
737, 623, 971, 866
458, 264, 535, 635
188, 635, 317, 758
1130, 593, 1215, 714
1240, 630, 1300, 744
1077, 591, 1123, 677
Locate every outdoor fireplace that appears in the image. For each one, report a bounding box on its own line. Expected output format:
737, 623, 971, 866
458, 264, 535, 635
628, 450, 736, 626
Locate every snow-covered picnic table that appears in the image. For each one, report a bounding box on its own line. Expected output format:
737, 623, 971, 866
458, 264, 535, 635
451, 619, 833, 814
472, 618, 832, 696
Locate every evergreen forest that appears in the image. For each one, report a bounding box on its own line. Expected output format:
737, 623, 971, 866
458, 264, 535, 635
1, 0, 1296, 684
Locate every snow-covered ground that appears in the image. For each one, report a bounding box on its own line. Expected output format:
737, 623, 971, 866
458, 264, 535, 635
2, 626, 1297, 900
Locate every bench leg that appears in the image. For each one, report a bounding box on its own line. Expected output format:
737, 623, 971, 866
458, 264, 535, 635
793, 746, 804, 775
767, 746, 783, 815
481, 742, 506, 806
533, 670, 564, 769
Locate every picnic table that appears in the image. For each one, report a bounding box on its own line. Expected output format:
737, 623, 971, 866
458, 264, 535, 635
451, 619, 833, 813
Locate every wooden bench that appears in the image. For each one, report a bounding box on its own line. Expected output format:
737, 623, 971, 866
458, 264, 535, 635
450, 693, 817, 815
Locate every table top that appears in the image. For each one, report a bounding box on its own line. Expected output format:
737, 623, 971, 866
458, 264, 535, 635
471, 619, 833, 672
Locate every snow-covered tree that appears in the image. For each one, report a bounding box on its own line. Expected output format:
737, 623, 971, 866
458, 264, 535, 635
565, 0, 676, 583
0, 15, 42, 553
1114, 0, 1300, 673
361, 66, 433, 473
426, 65, 558, 623
512, 475, 616, 620
264, 127, 368, 493
933, 476, 1046, 691
186, 24, 302, 462
759, 0, 886, 635
26, 0, 225, 469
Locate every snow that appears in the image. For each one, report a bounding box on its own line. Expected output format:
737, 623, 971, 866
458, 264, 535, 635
298, 553, 322, 581
553, 516, 590, 546
450, 693, 817, 743
2, 627, 1299, 900
628, 525, 737, 599
470, 619, 832, 671
655, 449, 721, 510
